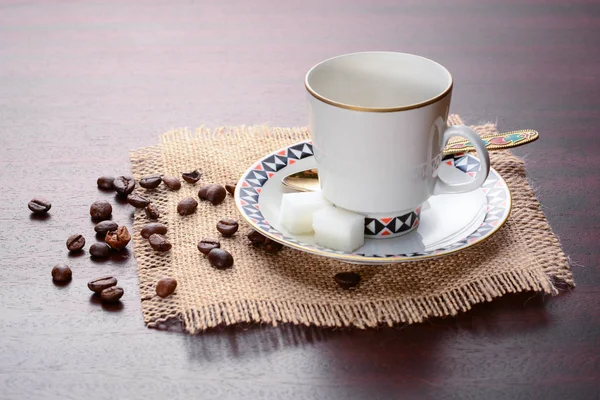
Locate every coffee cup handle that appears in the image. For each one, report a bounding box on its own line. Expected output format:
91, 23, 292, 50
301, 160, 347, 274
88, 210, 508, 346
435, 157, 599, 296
434, 124, 490, 194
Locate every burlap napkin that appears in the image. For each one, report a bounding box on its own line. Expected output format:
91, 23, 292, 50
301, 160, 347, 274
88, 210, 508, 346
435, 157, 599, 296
130, 115, 573, 333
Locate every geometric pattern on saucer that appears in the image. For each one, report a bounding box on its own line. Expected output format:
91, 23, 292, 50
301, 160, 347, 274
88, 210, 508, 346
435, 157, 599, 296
452, 153, 481, 175
364, 207, 421, 238
236, 142, 511, 264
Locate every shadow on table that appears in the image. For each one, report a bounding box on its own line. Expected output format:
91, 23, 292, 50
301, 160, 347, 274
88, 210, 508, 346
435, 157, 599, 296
174, 290, 552, 364
29, 213, 51, 221
182, 322, 347, 364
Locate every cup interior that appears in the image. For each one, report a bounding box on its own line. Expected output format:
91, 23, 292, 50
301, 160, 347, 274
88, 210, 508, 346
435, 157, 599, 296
305, 52, 452, 110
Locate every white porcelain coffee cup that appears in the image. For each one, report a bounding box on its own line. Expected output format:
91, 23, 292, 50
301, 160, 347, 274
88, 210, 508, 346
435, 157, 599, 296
306, 51, 490, 238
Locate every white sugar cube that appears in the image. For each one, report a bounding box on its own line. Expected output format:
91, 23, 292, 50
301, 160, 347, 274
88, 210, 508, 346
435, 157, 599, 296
312, 206, 365, 252
279, 192, 331, 234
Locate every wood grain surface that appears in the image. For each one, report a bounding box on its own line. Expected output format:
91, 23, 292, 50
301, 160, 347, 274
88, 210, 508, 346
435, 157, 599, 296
1, 0, 599, 399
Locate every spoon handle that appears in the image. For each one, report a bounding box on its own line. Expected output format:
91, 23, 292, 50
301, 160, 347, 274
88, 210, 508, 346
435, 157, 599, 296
442, 129, 538, 156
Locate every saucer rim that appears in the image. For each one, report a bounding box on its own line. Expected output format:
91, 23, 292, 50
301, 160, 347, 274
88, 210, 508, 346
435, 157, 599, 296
234, 141, 512, 264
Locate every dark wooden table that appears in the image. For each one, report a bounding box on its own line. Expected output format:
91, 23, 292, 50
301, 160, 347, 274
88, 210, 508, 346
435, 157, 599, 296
1, 1, 599, 399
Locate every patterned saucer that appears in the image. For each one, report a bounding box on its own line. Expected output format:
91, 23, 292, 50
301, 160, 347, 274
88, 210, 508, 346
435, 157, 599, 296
234, 141, 511, 265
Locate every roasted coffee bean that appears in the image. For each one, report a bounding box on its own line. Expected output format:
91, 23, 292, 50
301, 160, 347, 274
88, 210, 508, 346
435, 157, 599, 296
247, 229, 267, 246
216, 219, 239, 237
225, 183, 236, 196
87, 276, 117, 294
89, 242, 111, 258
113, 176, 136, 196
89, 200, 112, 221
66, 234, 85, 252
207, 248, 234, 270
127, 192, 150, 208
162, 176, 181, 190
94, 220, 118, 235
199, 184, 227, 205
51, 264, 72, 283
139, 175, 162, 189
197, 238, 220, 255
28, 198, 51, 214
140, 222, 168, 239
97, 176, 115, 190
156, 277, 178, 298
197, 185, 208, 200
144, 203, 160, 220
182, 170, 202, 184
177, 197, 198, 216
207, 184, 227, 205
148, 234, 172, 252
334, 272, 361, 290
264, 238, 284, 254
100, 286, 124, 303
105, 226, 131, 250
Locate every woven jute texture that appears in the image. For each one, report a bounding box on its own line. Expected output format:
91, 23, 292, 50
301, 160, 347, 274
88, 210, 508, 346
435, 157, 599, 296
130, 115, 574, 333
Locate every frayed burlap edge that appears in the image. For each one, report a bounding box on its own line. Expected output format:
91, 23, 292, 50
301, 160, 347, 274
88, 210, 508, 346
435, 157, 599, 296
130, 115, 574, 333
